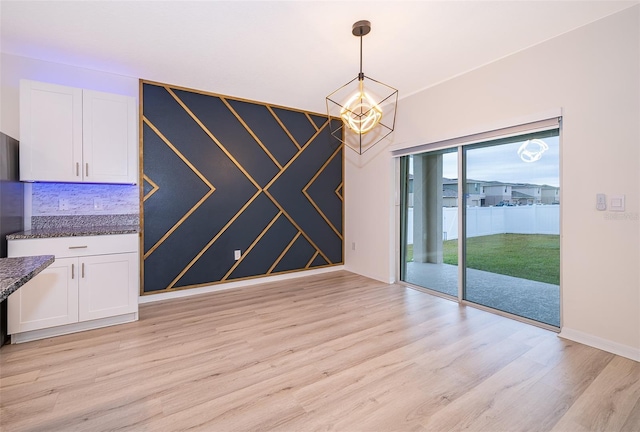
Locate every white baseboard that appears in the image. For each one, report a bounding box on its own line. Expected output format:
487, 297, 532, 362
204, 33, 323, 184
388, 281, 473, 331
139, 266, 345, 304
558, 327, 640, 362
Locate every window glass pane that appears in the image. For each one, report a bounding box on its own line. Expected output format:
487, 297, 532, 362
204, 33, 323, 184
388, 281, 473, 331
463, 130, 560, 327
400, 149, 458, 297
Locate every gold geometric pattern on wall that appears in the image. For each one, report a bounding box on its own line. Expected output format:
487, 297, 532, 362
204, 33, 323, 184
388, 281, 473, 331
142, 81, 343, 294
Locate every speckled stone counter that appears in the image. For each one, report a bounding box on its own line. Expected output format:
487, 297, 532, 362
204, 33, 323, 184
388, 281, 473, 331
7, 225, 139, 240
0, 255, 55, 302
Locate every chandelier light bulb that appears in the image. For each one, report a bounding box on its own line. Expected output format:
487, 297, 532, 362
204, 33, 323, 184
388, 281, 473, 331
340, 80, 383, 134
325, 19, 398, 154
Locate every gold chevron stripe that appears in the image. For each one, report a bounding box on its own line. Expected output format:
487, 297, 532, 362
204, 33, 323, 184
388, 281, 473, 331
302, 145, 343, 240
142, 117, 216, 260
263, 189, 331, 265
305, 251, 319, 269
335, 182, 344, 201
267, 106, 301, 150
223, 211, 283, 281
167, 189, 263, 289
262, 120, 333, 264
220, 97, 283, 170
143, 174, 160, 202
165, 86, 262, 191
268, 231, 301, 274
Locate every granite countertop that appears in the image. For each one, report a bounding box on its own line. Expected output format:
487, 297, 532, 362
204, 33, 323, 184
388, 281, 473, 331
6, 225, 139, 240
0, 255, 55, 302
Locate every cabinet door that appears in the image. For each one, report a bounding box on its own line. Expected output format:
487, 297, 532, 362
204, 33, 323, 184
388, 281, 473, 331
19, 80, 83, 182
78, 253, 138, 321
7, 258, 79, 333
82, 90, 137, 184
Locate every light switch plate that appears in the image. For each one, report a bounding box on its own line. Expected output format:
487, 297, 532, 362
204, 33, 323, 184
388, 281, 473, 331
610, 194, 625, 212
596, 193, 606, 211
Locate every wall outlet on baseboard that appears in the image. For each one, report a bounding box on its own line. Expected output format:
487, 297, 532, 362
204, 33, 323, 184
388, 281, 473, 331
351, 242, 356, 251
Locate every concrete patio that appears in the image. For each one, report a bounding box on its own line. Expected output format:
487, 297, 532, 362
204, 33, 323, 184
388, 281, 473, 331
404, 262, 560, 327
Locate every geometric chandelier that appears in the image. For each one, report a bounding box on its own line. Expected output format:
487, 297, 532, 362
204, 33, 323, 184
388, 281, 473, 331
326, 20, 399, 155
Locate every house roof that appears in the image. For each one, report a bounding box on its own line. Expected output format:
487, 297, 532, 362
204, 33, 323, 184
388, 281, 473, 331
1, 1, 635, 113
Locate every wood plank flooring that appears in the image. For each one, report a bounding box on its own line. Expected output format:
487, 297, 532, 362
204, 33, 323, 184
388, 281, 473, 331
1, 270, 638, 431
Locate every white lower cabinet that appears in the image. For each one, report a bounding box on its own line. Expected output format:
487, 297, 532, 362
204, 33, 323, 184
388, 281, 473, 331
9, 257, 79, 332
78, 253, 137, 321
8, 234, 139, 342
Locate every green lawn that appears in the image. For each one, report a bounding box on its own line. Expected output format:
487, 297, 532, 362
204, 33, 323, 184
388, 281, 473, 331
406, 234, 559, 285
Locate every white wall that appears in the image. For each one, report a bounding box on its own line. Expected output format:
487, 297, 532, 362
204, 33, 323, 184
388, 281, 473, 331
345, 6, 640, 360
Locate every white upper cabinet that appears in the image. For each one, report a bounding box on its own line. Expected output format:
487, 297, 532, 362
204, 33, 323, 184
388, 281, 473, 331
20, 80, 138, 184
19, 80, 83, 182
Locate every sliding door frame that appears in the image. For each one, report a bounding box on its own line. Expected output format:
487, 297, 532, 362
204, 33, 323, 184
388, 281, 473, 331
394, 114, 563, 332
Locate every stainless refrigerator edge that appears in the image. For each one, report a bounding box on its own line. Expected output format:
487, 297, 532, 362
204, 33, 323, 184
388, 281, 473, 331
0, 131, 24, 346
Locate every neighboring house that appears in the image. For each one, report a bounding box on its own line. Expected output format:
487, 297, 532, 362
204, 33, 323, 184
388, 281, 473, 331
482, 182, 512, 206
541, 185, 560, 204
512, 184, 542, 205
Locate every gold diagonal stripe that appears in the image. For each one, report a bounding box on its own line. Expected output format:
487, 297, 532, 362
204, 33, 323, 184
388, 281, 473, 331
335, 182, 344, 201
305, 112, 319, 132
264, 119, 329, 191
261, 120, 333, 264
168, 189, 263, 289
263, 189, 332, 265
305, 251, 319, 269
165, 86, 262, 191
223, 211, 283, 281
143, 174, 160, 202
143, 117, 216, 260
268, 231, 301, 274
220, 97, 283, 170
267, 105, 301, 150
302, 144, 343, 240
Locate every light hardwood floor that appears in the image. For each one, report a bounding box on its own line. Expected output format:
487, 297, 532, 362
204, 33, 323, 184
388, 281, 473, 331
1, 270, 638, 431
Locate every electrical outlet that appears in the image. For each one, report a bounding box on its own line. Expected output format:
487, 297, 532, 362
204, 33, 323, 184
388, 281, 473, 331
58, 198, 70, 211
234, 250, 241, 260
352, 242, 356, 251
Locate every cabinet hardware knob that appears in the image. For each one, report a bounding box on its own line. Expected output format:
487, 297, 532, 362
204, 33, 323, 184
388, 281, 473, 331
82, 263, 85, 278
71, 263, 75, 279
86, 163, 89, 177
76, 162, 79, 176
68, 246, 88, 249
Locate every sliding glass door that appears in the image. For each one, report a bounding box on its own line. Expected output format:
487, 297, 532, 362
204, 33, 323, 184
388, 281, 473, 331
400, 128, 560, 328
463, 131, 560, 326
400, 149, 458, 297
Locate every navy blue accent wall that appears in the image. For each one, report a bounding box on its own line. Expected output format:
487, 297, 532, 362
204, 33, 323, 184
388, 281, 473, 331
141, 82, 343, 293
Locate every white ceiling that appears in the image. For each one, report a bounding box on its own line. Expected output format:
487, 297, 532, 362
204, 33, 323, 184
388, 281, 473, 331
1, 1, 637, 114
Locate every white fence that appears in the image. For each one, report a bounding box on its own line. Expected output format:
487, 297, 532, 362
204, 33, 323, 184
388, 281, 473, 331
407, 205, 559, 243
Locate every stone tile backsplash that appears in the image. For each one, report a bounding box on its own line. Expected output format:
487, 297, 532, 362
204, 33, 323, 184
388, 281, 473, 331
32, 182, 139, 216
